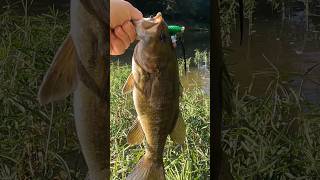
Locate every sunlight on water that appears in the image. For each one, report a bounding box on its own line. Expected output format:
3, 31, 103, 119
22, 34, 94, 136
180, 67, 210, 96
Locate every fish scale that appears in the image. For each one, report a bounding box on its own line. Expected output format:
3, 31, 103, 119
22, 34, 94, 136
122, 12, 186, 180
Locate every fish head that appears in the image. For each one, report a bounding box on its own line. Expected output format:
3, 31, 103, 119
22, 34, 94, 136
133, 12, 171, 45
132, 12, 175, 74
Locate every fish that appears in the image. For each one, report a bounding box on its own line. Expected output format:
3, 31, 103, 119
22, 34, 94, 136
122, 12, 186, 180
37, 0, 109, 179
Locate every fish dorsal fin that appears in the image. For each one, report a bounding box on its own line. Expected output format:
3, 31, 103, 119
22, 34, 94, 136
127, 119, 145, 145
170, 112, 186, 144
122, 72, 134, 94
38, 33, 78, 105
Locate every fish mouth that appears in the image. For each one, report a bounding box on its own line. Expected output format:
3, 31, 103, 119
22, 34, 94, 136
133, 12, 163, 26
153, 12, 163, 23
133, 12, 164, 40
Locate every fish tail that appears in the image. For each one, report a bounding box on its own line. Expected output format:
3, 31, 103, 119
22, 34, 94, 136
126, 155, 165, 180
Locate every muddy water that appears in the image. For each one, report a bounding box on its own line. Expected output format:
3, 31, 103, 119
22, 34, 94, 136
228, 11, 320, 104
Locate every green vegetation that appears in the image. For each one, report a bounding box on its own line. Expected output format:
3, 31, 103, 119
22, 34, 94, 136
219, 0, 320, 178
110, 60, 210, 179
222, 70, 320, 178
0, 6, 87, 180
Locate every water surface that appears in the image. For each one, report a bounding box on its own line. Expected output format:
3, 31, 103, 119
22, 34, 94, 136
228, 9, 320, 104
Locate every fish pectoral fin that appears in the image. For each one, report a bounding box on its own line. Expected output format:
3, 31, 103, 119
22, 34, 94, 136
122, 72, 134, 94
38, 33, 78, 105
127, 119, 145, 145
170, 112, 186, 145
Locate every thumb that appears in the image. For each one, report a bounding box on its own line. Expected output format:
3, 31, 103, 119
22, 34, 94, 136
129, 5, 143, 20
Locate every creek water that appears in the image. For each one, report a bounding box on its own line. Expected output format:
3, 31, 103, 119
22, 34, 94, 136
228, 8, 320, 104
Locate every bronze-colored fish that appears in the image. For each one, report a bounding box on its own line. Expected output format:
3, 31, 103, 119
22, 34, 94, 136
37, 0, 109, 179
122, 12, 186, 180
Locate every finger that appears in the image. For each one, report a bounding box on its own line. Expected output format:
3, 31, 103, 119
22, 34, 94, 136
110, 31, 125, 55
110, 33, 119, 55
110, 34, 125, 55
110, 45, 118, 56
129, 5, 143, 20
114, 26, 130, 49
122, 21, 136, 43
110, 43, 119, 56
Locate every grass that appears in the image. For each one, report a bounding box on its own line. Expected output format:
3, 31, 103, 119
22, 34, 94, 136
222, 60, 320, 179
110, 59, 210, 179
0, 5, 87, 180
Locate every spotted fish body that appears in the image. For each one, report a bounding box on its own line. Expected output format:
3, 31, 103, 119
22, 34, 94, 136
122, 12, 186, 180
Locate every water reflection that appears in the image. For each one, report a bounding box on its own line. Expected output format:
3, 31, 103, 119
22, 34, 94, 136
180, 67, 210, 96
228, 8, 320, 104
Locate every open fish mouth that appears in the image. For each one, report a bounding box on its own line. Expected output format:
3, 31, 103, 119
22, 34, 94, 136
133, 12, 165, 40
133, 12, 162, 25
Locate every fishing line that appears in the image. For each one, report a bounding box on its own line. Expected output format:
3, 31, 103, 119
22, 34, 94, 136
182, 42, 186, 75
168, 25, 186, 75
179, 36, 187, 75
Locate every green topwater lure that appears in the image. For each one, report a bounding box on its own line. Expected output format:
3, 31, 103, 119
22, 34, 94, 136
168, 25, 185, 35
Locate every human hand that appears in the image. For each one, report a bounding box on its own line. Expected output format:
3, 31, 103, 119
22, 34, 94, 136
110, 0, 143, 55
